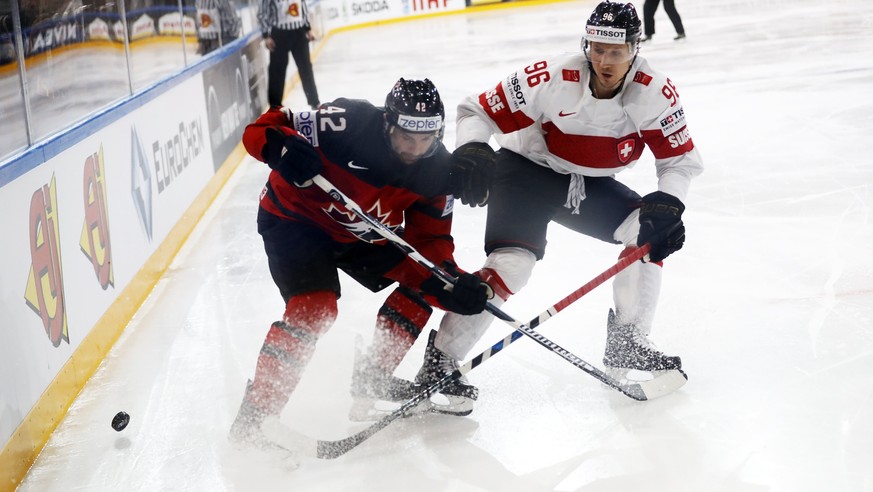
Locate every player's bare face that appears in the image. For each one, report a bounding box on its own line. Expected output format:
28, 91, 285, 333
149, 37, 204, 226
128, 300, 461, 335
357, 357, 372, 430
587, 41, 634, 94
389, 127, 439, 164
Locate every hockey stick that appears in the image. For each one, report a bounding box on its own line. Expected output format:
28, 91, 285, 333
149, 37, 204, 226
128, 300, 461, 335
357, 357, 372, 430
314, 244, 653, 459
311, 174, 684, 401
316, 333, 516, 459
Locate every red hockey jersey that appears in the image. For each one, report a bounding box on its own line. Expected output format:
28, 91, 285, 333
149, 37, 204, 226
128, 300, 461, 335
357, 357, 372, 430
242, 99, 459, 290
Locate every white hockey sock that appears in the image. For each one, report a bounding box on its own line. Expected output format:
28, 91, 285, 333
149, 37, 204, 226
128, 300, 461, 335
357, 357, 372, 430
612, 256, 662, 336
611, 209, 664, 336
435, 247, 536, 360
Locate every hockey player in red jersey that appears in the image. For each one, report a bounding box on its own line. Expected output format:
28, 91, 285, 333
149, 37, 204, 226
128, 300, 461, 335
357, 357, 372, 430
414, 0, 704, 407
229, 78, 493, 453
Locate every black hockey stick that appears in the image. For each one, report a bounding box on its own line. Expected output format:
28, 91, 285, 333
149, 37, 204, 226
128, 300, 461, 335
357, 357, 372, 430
315, 330, 521, 458
311, 174, 685, 402
313, 242, 659, 459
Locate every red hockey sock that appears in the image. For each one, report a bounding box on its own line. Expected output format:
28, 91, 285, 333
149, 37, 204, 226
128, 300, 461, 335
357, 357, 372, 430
245, 291, 337, 416
370, 286, 432, 373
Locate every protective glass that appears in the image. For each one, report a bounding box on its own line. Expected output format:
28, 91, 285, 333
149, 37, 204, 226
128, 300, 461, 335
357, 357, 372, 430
387, 126, 442, 162
584, 40, 636, 65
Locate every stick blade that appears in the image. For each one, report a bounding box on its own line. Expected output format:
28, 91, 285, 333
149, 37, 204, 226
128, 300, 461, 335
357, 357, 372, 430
316, 416, 397, 459
317, 439, 355, 459
259, 416, 320, 460
637, 369, 688, 400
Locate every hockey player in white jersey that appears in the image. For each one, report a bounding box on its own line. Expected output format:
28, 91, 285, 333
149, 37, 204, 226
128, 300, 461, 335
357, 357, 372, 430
415, 0, 703, 407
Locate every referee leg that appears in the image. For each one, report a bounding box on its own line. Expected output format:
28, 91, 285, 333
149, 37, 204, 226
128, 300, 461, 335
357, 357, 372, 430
267, 30, 291, 106
289, 29, 320, 108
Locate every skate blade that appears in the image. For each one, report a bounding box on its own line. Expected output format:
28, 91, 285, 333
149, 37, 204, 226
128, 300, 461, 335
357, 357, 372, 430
605, 367, 647, 383
604, 367, 681, 382
257, 416, 318, 466
640, 368, 688, 398
348, 398, 381, 422
348, 398, 431, 422
603, 367, 688, 399
426, 393, 474, 416
349, 394, 473, 419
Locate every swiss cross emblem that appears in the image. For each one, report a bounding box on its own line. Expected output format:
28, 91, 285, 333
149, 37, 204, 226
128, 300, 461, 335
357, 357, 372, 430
617, 138, 635, 164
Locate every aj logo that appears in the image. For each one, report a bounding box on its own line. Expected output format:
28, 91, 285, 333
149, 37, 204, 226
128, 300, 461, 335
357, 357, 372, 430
24, 176, 69, 347
80, 146, 114, 290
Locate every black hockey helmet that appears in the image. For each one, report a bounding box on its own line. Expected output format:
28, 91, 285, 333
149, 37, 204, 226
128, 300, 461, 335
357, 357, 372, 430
384, 78, 445, 160
582, 1, 642, 61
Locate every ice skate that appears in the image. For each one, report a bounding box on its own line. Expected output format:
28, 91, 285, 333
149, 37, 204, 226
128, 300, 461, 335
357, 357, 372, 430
603, 309, 682, 382
415, 330, 478, 416
229, 381, 313, 469
349, 338, 423, 421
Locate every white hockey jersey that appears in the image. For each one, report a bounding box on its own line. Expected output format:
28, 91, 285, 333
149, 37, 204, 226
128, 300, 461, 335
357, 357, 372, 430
456, 52, 703, 201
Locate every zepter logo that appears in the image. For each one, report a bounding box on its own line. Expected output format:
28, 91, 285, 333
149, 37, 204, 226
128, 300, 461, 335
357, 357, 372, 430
293, 110, 319, 146
395, 114, 442, 132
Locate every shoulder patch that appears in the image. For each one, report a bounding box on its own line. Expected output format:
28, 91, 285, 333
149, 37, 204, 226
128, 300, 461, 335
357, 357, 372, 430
443, 196, 454, 217
292, 110, 319, 147
659, 107, 687, 137
504, 72, 528, 110
633, 71, 653, 86
562, 69, 580, 82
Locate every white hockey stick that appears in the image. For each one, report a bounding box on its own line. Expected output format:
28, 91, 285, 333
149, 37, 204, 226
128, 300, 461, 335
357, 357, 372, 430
296, 174, 688, 458
312, 174, 685, 396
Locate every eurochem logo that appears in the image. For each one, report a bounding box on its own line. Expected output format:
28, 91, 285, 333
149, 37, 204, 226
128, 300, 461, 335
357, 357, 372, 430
130, 126, 154, 241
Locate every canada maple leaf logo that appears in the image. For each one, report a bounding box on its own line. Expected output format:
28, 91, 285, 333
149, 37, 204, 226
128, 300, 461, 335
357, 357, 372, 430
323, 200, 401, 243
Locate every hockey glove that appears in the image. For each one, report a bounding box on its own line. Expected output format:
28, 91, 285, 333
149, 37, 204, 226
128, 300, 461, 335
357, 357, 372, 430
420, 272, 490, 315
449, 142, 495, 207
263, 127, 322, 187
637, 191, 686, 263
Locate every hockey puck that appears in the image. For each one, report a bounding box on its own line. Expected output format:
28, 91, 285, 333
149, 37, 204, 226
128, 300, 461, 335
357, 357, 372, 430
111, 411, 130, 432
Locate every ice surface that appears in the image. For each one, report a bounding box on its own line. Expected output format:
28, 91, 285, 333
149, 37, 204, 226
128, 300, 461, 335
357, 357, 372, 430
17, 0, 873, 490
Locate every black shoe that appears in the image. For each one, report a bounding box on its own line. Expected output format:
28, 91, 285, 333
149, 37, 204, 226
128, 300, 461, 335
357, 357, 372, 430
229, 381, 297, 454
348, 338, 423, 421
674, 33, 686, 41
229, 381, 268, 447
229, 381, 305, 468
350, 339, 418, 402
603, 309, 681, 372
415, 331, 477, 415
641, 35, 653, 42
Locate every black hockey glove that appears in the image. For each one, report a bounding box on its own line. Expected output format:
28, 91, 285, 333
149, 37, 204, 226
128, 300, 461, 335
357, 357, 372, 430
420, 272, 490, 315
637, 191, 686, 263
449, 142, 495, 207
263, 127, 322, 186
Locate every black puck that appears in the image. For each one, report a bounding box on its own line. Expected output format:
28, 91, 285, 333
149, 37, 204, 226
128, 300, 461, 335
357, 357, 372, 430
111, 411, 130, 432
